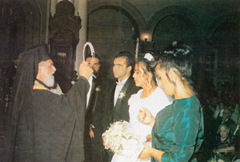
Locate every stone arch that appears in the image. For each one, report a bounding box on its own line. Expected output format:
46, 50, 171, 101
88, 0, 147, 32
206, 13, 240, 61
206, 14, 240, 95
148, 5, 204, 39
206, 13, 240, 39
147, 6, 207, 91
87, 0, 148, 78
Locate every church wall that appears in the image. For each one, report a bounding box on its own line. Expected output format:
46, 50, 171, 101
0, 0, 240, 102
87, 0, 240, 95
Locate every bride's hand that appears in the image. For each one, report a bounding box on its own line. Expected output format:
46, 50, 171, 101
138, 145, 151, 159
138, 107, 155, 126
146, 134, 152, 142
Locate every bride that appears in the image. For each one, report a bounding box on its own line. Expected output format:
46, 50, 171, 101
111, 53, 172, 162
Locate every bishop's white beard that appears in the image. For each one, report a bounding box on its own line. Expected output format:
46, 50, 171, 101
43, 75, 55, 87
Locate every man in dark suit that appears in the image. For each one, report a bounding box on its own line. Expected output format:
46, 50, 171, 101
84, 54, 113, 162
102, 51, 140, 162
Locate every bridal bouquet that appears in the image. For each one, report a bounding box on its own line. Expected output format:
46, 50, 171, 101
102, 120, 144, 158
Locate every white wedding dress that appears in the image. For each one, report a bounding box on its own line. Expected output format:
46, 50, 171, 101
111, 87, 172, 162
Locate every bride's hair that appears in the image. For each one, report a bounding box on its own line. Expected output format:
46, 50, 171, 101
137, 52, 157, 87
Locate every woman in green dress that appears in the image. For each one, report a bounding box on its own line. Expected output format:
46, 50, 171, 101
138, 41, 204, 162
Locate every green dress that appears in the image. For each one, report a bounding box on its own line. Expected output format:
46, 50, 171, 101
151, 96, 204, 162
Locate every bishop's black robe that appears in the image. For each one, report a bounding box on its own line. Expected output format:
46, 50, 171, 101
4, 76, 89, 162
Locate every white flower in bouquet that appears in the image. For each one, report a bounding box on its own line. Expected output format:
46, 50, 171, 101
102, 121, 144, 158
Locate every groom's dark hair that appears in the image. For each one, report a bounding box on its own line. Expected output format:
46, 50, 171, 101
114, 51, 134, 68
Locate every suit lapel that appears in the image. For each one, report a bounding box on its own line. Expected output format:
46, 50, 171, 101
114, 77, 132, 111
91, 82, 100, 112
87, 79, 97, 111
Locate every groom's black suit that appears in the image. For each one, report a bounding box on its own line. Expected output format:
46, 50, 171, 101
102, 76, 140, 162
110, 76, 140, 123
102, 76, 140, 130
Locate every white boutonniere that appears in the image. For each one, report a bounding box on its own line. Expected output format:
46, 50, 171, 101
95, 86, 101, 92
118, 92, 126, 99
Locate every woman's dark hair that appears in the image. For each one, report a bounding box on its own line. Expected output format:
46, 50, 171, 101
137, 53, 157, 85
158, 41, 193, 80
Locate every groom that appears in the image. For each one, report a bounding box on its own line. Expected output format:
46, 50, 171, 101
102, 51, 140, 161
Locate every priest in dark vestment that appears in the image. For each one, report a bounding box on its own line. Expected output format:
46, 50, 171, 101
1, 45, 93, 162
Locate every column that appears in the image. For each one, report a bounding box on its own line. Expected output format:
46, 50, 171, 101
75, 0, 87, 70
50, 0, 58, 16
45, 0, 51, 43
